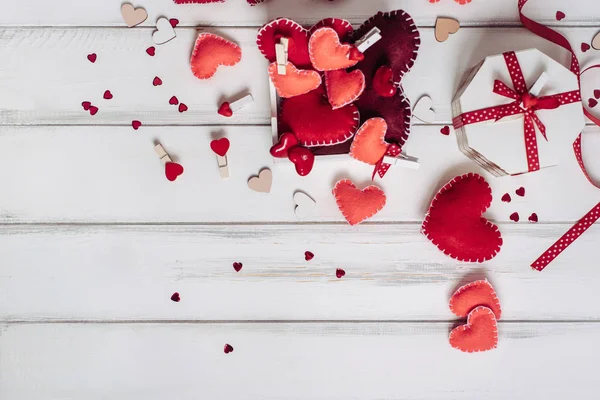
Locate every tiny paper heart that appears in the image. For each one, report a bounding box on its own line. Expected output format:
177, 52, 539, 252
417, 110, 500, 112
178, 103, 188, 113
422, 173, 503, 262
309, 27, 358, 71
350, 117, 389, 165
169, 18, 179, 28
372, 66, 397, 98
336, 268, 346, 278
87, 53, 97, 63
333, 179, 386, 225
595, 90, 600, 99
224, 344, 234, 354
269, 62, 322, 98
121, 3, 148, 28
210, 138, 230, 157
449, 280, 502, 320
169, 96, 179, 105
324, 69, 365, 110
501, 193, 511, 203
413, 95, 436, 123
592, 32, 600, 50
82, 101, 91, 110
556, 11, 566, 21
294, 191, 316, 218
257, 18, 311, 69
304, 251, 315, 261
233, 262, 243, 272
582, 42, 591, 52
89, 106, 99, 116
165, 162, 184, 182
171, 292, 181, 302
132, 120, 142, 130
153, 17, 177, 45
528, 213, 539, 223
218, 102, 233, 117
103, 90, 113, 100
515, 187, 525, 197
449, 306, 498, 353
248, 168, 273, 193
191, 33, 242, 79
440, 126, 450, 136
153, 76, 163, 86
590, 98, 598, 108
509, 212, 520, 222
288, 146, 315, 176
310, 18, 354, 42
435, 17, 460, 42
270, 133, 299, 158
146, 46, 156, 56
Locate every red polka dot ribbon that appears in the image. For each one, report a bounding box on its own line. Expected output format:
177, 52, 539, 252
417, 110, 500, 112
519, 0, 600, 271
452, 51, 580, 173
372, 144, 401, 179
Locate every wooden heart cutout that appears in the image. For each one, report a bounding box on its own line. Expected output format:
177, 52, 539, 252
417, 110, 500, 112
435, 17, 460, 43
121, 3, 148, 28
269, 62, 322, 98
350, 118, 389, 165
248, 168, 272, 193
592, 31, 600, 50
309, 27, 358, 71
190, 33, 242, 79
333, 179, 386, 225
449, 306, 498, 353
449, 280, 502, 320
153, 18, 176, 45
324, 69, 365, 110
413, 95, 436, 123
294, 191, 316, 218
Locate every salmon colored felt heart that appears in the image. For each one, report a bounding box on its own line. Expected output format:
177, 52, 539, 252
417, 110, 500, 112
190, 33, 242, 80
324, 69, 365, 109
449, 280, 502, 320
333, 179, 386, 225
350, 118, 388, 165
310, 18, 353, 42
309, 27, 359, 71
257, 18, 311, 69
269, 62, 322, 98
449, 306, 498, 353
279, 85, 359, 147
422, 173, 503, 262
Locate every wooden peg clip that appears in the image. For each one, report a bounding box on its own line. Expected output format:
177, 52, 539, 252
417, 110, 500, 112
383, 153, 420, 170
230, 94, 254, 112
217, 155, 229, 179
154, 143, 172, 164
275, 37, 289, 75
354, 27, 382, 53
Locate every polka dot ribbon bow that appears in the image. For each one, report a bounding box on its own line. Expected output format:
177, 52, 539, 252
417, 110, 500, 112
453, 51, 580, 173
372, 144, 402, 179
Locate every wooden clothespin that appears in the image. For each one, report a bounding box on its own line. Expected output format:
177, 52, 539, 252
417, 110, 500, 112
383, 153, 420, 170
354, 27, 382, 53
155, 142, 184, 181
210, 138, 231, 179
154, 143, 172, 164
230, 94, 254, 112
275, 37, 289, 75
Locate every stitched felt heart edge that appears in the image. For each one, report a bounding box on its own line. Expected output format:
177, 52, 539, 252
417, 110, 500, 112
333, 179, 387, 225
449, 279, 502, 320
449, 306, 499, 353
421, 172, 502, 263
190, 33, 242, 79
257, 18, 309, 64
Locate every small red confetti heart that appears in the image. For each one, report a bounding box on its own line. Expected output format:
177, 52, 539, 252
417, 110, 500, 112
582, 43, 591, 52
336, 268, 345, 278
87, 53, 97, 63
165, 162, 184, 181
304, 251, 314, 261
224, 344, 234, 354
171, 292, 181, 302
510, 212, 520, 222
146, 46, 156, 56
440, 126, 450, 136
81, 101, 91, 111
89, 106, 99, 115
501, 193, 511, 203
178, 103, 188, 113
594, 90, 600, 99
169, 18, 179, 28
103, 90, 113, 100
169, 96, 179, 105
555, 11, 566, 21
589, 98, 598, 108
210, 138, 230, 157
233, 262, 243, 272
153, 76, 163, 86
528, 213, 539, 223
516, 187, 525, 197
218, 102, 233, 117
132, 120, 142, 130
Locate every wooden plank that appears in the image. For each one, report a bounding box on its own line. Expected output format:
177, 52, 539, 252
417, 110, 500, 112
2, 322, 600, 399
1, 224, 599, 321
1, 26, 599, 126
0, 125, 598, 223
2, 0, 599, 27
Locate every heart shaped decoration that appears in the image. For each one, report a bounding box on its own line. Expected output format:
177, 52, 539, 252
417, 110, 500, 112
309, 27, 358, 71
87, 53, 97, 63
413, 95, 436, 123
421, 173, 503, 262
372, 66, 397, 98
146, 46, 156, 56
233, 262, 243, 272
582, 42, 591, 52
171, 292, 181, 302
121, 3, 148, 28
169, 96, 179, 105
310, 18, 353, 42
153, 18, 177, 45
592, 31, 600, 50
248, 168, 272, 193
280, 85, 359, 147
218, 102, 233, 117
501, 193, 511, 203
435, 17, 460, 42
350, 118, 389, 165
594, 89, 600, 99
165, 162, 184, 182
178, 103, 188, 113
440, 126, 450, 135
449, 280, 502, 320
288, 146, 315, 176
190, 33, 242, 80
304, 251, 315, 261
132, 120, 142, 130
224, 344, 234, 354
270, 133, 299, 158
103, 90, 113, 100
336, 268, 346, 278
555, 11, 566, 21
210, 138, 230, 157
449, 306, 498, 353
153, 76, 163, 86
294, 191, 316, 218
324, 69, 365, 110
269, 62, 322, 98
529, 213, 539, 223
333, 179, 386, 225
257, 18, 311, 69
510, 212, 520, 222
516, 187, 525, 197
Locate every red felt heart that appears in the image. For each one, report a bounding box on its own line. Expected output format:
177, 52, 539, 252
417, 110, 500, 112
178, 103, 188, 113
257, 18, 311, 69
309, 27, 358, 71
103, 90, 113, 100
288, 146, 315, 176
304, 251, 314, 261
528, 213, 539, 223
171, 292, 181, 302
279, 85, 359, 147
350, 117, 388, 165
87, 53, 97, 63
132, 120, 142, 130
501, 193, 511, 203
224, 344, 234, 354
590, 98, 599, 108
146, 46, 156, 56
89, 106, 99, 116
582, 42, 591, 52
556, 11, 566, 21
165, 162, 184, 181
595, 90, 600, 99
210, 138, 230, 157
218, 102, 233, 117
449, 280, 502, 320
421, 173, 503, 262
269, 62, 322, 98
270, 133, 299, 158
449, 306, 498, 353
372, 66, 397, 98
310, 18, 353, 41
81, 101, 91, 111
153, 76, 163, 86
233, 262, 243, 272
336, 268, 346, 278
169, 96, 179, 105
190, 33, 242, 79
516, 187, 525, 197
440, 126, 450, 136
333, 179, 386, 225
510, 212, 520, 222
324, 69, 365, 110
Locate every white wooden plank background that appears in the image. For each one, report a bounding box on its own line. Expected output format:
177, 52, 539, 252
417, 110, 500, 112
2, 0, 600, 398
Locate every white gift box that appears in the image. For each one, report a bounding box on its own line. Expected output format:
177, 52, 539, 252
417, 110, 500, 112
452, 48, 585, 176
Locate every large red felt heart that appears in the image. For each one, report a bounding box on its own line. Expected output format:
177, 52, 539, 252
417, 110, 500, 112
190, 33, 242, 79
279, 85, 359, 147
309, 27, 358, 71
449, 306, 498, 353
449, 280, 502, 320
324, 69, 365, 110
257, 18, 311, 69
421, 173, 503, 262
269, 62, 322, 98
333, 179, 386, 225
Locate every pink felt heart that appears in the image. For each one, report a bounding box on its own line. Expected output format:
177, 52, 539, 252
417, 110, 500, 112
190, 33, 242, 79
324, 69, 365, 109
449, 280, 502, 320
333, 179, 386, 225
257, 18, 311, 69
309, 27, 358, 71
269, 62, 322, 98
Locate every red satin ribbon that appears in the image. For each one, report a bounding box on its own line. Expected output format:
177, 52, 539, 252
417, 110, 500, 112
517, 0, 600, 270
373, 144, 401, 179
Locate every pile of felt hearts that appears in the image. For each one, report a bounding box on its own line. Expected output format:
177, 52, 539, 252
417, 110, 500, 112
259, 11, 421, 177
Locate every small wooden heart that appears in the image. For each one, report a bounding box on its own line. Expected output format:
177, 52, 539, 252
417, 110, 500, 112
121, 3, 148, 28
435, 17, 460, 43
294, 191, 316, 218
248, 168, 272, 193
413, 95, 436, 123
592, 31, 600, 50
153, 18, 176, 45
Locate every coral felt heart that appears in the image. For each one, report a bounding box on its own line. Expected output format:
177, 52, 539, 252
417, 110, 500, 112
279, 85, 359, 147
333, 179, 386, 225
421, 173, 503, 262
257, 18, 311, 69
324, 69, 365, 109
350, 118, 389, 165
269, 62, 322, 98
190, 33, 242, 80
449, 306, 498, 353
310, 18, 353, 42
309, 27, 358, 71
449, 280, 502, 320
